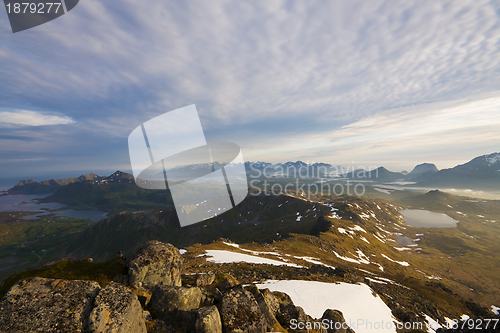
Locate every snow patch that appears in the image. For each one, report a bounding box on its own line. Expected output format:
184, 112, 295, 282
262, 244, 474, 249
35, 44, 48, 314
394, 247, 412, 251
293, 256, 335, 270
333, 251, 364, 264
424, 314, 442, 332
381, 254, 409, 266
351, 225, 367, 233
204, 250, 303, 268
360, 236, 370, 244
256, 280, 397, 333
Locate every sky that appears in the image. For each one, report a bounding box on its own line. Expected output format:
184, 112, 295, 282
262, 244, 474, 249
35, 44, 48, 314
1, 0, 500, 182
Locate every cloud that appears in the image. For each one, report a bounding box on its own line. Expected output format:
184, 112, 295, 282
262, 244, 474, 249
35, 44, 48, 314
249, 95, 500, 169
0, 110, 75, 127
0, 0, 499, 174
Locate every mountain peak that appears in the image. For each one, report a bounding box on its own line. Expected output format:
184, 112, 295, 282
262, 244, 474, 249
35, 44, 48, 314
14, 179, 37, 187
104, 170, 134, 181
484, 152, 500, 166
408, 163, 439, 176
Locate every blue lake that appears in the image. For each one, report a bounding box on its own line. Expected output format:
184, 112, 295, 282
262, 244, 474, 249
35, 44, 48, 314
400, 209, 458, 228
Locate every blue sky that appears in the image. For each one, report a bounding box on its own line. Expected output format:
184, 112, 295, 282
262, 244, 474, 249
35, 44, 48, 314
1, 0, 500, 182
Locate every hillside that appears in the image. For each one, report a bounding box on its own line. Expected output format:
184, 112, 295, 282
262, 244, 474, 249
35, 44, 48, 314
414, 152, 500, 190
2, 198, 499, 332
57, 190, 500, 310
6, 173, 103, 195
62, 192, 329, 261
343, 166, 406, 182
39, 171, 175, 214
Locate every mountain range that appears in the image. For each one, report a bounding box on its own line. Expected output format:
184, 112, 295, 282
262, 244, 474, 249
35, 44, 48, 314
6, 152, 500, 199
247, 152, 500, 191
2, 154, 500, 329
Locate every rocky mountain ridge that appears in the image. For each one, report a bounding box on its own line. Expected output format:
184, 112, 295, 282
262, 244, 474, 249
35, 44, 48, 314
5, 151, 500, 197
0, 240, 358, 333
7, 173, 104, 195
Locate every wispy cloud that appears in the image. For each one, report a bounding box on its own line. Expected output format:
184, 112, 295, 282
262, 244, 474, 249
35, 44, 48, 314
0, 110, 75, 127
0, 0, 499, 175
252, 95, 500, 169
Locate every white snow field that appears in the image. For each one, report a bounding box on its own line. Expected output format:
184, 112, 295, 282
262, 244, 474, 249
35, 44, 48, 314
256, 280, 398, 333
203, 250, 303, 268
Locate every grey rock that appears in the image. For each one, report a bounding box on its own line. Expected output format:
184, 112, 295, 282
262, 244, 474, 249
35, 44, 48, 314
250, 287, 282, 331
149, 285, 202, 317
216, 274, 239, 291
128, 240, 182, 290
218, 287, 266, 333
194, 306, 222, 333
200, 288, 215, 307
150, 320, 178, 333
143, 310, 153, 321
196, 273, 215, 287
261, 289, 280, 316
0, 277, 100, 333
89, 282, 146, 333
276, 303, 309, 328
321, 309, 355, 333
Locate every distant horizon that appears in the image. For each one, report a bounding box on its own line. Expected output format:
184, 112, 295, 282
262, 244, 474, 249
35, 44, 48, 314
2, 150, 498, 190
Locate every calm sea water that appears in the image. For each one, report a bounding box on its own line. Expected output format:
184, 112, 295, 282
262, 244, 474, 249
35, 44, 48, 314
0, 194, 107, 222
0, 194, 66, 212
400, 209, 458, 228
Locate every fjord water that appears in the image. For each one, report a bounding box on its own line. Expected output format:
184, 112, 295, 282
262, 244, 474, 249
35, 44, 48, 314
0, 194, 66, 211
0, 194, 107, 222
400, 209, 458, 228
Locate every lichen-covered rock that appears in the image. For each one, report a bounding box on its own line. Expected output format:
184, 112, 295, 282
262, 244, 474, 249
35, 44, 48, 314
195, 272, 215, 286
89, 282, 146, 333
216, 273, 239, 291
276, 303, 309, 329
200, 288, 215, 307
149, 285, 202, 316
261, 289, 280, 316
194, 306, 222, 333
218, 286, 266, 333
245, 286, 284, 332
128, 240, 182, 290
0, 277, 100, 332
271, 290, 325, 332
321, 309, 355, 333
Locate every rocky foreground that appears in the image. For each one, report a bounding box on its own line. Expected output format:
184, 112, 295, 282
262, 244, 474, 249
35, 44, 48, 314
0, 240, 355, 333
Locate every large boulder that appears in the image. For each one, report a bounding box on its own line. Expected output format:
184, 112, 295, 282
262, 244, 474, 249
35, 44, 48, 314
216, 273, 239, 291
271, 290, 328, 333
245, 286, 285, 332
128, 240, 182, 290
89, 282, 146, 333
149, 285, 202, 318
195, 273, 215, 287
218, 286, 266, 333
0, 277, 100, 332
321, 309, 355, 333
194, 306, 222, 333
